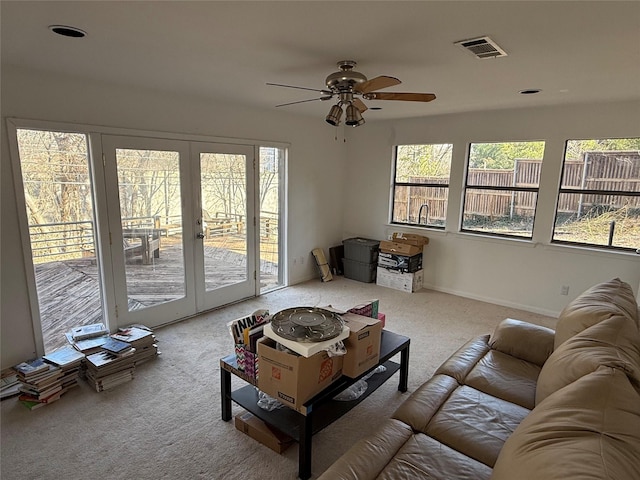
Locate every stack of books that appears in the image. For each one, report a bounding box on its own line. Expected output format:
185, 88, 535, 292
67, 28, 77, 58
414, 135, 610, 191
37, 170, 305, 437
111, 326, 159, 364
15, 358, 64, 410
85, 338, 136, 392
1, 368, 20, 399
42, 345, 85, 392
65, 322, 110, 355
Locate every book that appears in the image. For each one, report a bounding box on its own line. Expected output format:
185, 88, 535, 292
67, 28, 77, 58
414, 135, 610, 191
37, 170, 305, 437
19, 383, 62, 400
70, 323, 108, 341
43, 345, 85, 368
86, 349, 135, 370
101, 338, 133, 356
111, 326, 155, 347
65, 333, 110, 354
227, 309, 269, 345
1, 368, 20, 399
14, 358, 48, 377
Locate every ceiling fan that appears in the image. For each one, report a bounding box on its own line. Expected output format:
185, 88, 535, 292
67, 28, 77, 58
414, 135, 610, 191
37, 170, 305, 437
267, 60, 436, 127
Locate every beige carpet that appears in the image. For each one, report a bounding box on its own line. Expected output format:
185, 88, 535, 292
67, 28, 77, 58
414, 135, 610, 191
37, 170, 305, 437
1, 277, 556, 480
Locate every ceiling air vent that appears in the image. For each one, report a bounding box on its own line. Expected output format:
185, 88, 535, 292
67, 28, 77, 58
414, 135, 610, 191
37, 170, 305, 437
454, 36, 507, 59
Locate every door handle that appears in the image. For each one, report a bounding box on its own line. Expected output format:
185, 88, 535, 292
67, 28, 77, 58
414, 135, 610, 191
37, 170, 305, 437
196, 232, 206, 239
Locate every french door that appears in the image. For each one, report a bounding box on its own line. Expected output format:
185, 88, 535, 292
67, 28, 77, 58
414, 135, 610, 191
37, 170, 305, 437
101, 135, 256, 327
9, 120, 281, 354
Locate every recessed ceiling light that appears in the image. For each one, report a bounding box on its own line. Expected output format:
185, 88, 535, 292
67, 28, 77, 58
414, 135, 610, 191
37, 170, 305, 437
519, 89, 541, 95
49, 25, 86, 38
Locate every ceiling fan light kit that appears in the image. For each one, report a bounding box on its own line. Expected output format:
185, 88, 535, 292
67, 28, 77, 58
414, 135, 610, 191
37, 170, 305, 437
326, 104, 343, 126
269, 60, 436, 127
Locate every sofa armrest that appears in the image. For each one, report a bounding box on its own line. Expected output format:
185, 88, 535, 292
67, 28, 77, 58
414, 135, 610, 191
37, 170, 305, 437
489, 318, 555, 367
434, 335, 491, 383
392, 374, 459, 432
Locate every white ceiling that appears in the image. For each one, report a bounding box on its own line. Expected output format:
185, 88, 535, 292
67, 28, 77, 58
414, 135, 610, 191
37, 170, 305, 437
2, 1, 640, 122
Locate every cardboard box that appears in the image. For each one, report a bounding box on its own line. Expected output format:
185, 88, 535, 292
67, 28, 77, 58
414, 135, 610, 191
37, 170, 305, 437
392, 232, 430, 246
235, 411, 294, 454
379, 240, 423, 256
340, 313, 382, 378
378, 251, 423, 272
257, 337, 343, 414
376, 267, 424, 293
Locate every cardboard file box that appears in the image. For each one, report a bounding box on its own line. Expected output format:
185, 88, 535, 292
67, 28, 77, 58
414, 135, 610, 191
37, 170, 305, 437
376, 267, 424, 293
340, 313, 382, 378
379, 240, 423, 257
378, 251, 423, 273
235, 411, 294, 454
391, 233, 429, 246
257, 337, 343, 414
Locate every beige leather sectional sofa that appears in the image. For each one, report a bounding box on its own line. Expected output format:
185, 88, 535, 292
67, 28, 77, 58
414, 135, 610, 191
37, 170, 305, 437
319, 278, 640, 479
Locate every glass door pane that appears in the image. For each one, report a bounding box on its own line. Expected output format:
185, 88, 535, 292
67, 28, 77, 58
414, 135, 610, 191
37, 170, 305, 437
15, 129, 105, 353
102, 135, 194, 328
195, 144, 256, 310
115, 147, 186, 309
259, 147, 284, 292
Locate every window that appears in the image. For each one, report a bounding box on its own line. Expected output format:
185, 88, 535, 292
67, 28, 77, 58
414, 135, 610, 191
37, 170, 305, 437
552, 138, 640, 251
392, 144, 453, 228
462, 141, 545, 238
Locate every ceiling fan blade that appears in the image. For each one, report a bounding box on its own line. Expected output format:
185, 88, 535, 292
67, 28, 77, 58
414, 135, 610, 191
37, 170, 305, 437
354, 75, 401, 94
353, 98, 368, 113
364, 92, 436, 102
267, 82, 332, 95
275, 97, 331, 107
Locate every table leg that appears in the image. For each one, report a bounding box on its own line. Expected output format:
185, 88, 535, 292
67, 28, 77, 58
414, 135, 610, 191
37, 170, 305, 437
141, 236, 151, 264
221, 369, 232, 421
399, 343, 409, 392
298, 413, 313, 480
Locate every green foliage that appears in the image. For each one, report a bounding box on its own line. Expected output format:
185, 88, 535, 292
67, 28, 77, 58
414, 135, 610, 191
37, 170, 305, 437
565, 138, 640, 160
396, 144, 452, 181
468, 141, 545, 169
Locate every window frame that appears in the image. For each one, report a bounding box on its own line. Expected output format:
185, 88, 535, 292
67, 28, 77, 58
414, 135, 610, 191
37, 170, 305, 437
551, 138, 640, 253
460, 141, 545, 240
390, 143, 453, 230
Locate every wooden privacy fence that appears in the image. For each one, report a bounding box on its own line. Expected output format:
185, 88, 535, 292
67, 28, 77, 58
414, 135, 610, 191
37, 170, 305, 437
395, 152, 639, 224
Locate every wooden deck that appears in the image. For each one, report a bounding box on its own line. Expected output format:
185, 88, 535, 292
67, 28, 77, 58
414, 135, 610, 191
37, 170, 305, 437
35, 237, 279, 352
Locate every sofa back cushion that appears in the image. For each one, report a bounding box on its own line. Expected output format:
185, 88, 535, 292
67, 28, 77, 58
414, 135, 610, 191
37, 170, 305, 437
535, 314, 640, 404
554, 278, 638, 349
492, 367, 640, 480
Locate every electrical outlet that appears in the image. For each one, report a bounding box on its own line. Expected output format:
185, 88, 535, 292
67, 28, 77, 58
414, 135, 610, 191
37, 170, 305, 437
300, 256, 305, 265
293, 257, 297, 265
561, 285, 570, 295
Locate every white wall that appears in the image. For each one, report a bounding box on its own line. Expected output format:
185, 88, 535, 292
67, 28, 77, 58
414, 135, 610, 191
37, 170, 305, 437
1, 66, 346, 366
3, 64, 639, 367
344, 101, 640, 316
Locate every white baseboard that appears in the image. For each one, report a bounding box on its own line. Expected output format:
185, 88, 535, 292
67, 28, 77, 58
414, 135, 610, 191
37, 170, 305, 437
422, 283, 560, 318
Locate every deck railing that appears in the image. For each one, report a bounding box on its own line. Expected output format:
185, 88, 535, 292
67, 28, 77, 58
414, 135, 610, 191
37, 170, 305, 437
29, 211, 280, 263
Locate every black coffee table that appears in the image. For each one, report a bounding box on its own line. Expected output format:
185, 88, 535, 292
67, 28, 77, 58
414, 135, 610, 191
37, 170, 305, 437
220, 329, 410, 479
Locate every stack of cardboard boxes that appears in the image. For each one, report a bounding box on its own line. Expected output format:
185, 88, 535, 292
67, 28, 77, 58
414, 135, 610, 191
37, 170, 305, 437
256, 311, 382, 414
376, 233, 429, 293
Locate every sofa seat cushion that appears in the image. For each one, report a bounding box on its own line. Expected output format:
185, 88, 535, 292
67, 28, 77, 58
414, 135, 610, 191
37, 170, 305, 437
465, 350, 541, 409
536, 313, 640, 404
376, 432, 493, 480
492, 366, 640, 480
316, 418, 416, 480
426, 385, 530, 467
554, 278, 639, 349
